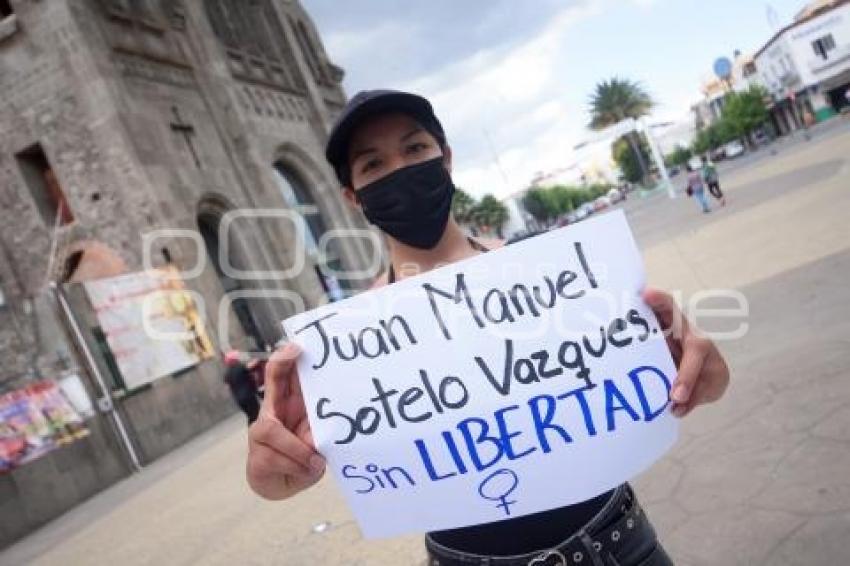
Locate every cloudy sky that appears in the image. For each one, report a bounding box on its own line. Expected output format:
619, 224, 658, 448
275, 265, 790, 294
303, 0, 805, 198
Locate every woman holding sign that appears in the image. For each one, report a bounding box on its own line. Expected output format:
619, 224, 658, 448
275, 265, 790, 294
246, 90, 729, 566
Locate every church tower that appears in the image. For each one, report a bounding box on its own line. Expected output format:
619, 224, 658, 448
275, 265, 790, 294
0, 0, 374, 379
0, 1, 375, 544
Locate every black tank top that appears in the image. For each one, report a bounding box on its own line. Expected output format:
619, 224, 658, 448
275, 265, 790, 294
387, 236, 612, 555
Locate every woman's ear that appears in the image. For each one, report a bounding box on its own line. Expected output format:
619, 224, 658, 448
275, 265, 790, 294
342, 186, 361, 210
442, 144, 453, 174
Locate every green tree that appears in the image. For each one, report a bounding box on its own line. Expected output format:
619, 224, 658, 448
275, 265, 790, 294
722, 85, 769, 145
568, 187, 595, 208
587, 183, 614, 198
451, 187, 477, 225
666, 145, 692, 167
692, 86, 769, 155
471, 194, 510, 238
522, 188, 556, 224
522, 184, 612, 224
548, 185, 576, 215
613, 134, 651, 183
692, 123, 722, 155
716, 118, 739, 145
588, 77, 654, 183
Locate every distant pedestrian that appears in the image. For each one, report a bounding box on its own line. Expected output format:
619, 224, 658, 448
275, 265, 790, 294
802, 108, 815, 129
246, 357, 268, 399
700, 156, 725, 206
685, 163, 710, 213
223, 350, 260, 424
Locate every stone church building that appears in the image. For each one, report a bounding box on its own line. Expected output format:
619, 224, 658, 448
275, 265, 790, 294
0, 0, 375, 545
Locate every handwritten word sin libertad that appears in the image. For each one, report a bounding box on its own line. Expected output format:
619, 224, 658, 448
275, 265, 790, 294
340, 365, 672, 496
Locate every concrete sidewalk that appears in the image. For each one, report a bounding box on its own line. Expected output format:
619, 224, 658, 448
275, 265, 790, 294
2, 125, 849, 566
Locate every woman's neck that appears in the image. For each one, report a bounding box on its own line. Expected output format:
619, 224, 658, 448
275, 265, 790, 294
387, 220, 477, 280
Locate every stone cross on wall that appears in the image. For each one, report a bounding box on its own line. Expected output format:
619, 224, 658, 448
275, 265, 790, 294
169, 106, 201, 169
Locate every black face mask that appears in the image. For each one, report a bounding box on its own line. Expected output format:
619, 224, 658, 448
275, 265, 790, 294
355, 157, 455, 249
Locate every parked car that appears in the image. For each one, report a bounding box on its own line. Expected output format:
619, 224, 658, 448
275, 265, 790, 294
724, 140, 745, 159
506, 230, 546, 244
593, 196, 611, 211
607, 188, 624, 204
710, 147, 726, 162
574, 207, 588, 221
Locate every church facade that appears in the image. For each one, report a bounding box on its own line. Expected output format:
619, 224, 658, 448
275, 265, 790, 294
0, 0, 375, 545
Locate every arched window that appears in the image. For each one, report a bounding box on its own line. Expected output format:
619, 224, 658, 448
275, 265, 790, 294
197, 211, 267, 350
272, 164, 347, 301
204, 0, 305, 93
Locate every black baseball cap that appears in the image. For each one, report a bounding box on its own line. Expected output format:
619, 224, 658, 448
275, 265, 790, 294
325, 89, 446, 187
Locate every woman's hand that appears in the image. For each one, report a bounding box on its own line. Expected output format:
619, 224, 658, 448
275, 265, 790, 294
246, 343, 325, 500
643, 288, 730, 417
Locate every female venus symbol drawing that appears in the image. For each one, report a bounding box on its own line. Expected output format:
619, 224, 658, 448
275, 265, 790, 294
478, 468, 520, 516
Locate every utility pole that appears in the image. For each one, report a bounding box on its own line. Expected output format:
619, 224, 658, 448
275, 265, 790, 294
641, 119, 676, 199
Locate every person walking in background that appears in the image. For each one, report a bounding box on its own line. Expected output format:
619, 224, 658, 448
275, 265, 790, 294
685, 163, 711, 214
246, 356, 268, 399
223, 351, 260, 424
700, 155, 725, 206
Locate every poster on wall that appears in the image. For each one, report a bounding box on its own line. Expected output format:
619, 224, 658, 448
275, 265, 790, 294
58, 373, 96, 419
0, 380, 90, 473
83, 266, 215, 390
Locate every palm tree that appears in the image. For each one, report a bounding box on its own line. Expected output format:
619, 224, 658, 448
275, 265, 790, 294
472, 194, 509, 238
451, 187, 477, 225
522, 188, 554, 226
588, 77, 654, 182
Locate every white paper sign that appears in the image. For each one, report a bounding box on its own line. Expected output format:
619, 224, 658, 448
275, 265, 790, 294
282, 211, 678, 538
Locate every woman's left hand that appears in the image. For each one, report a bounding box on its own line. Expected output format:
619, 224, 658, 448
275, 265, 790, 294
642, 288, 730, 417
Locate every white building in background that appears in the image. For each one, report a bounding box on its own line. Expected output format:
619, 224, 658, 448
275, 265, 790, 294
529, 165, 585, 188
692, 50, 761, 129
797, 0, 843, 20
731, 53, 763, 92
652, 118, 697, 155
500, 145, 622, 238
754, 0, 850, 134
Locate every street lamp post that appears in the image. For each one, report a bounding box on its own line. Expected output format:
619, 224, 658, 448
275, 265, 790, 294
574, 118, 676, 199
641, 118, 677, 199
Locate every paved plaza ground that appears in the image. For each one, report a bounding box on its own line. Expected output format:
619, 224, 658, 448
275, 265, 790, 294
3, 119, 850, 565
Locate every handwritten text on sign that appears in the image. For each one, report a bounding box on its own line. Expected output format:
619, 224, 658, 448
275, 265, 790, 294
282, 211, 678, 538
